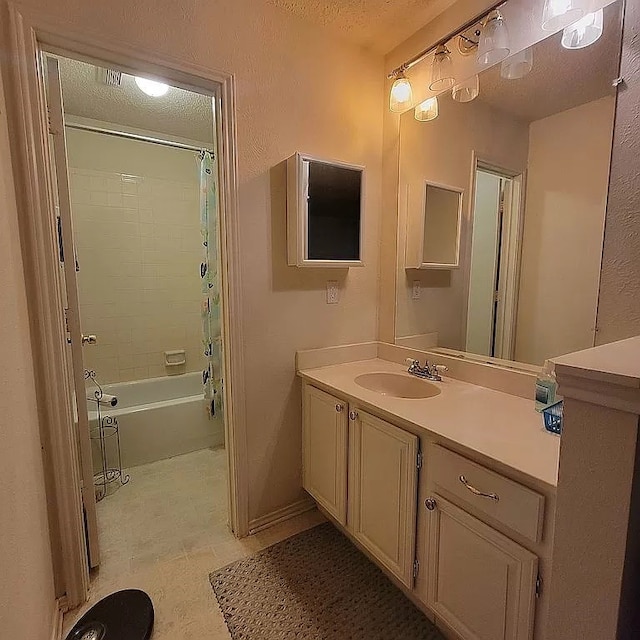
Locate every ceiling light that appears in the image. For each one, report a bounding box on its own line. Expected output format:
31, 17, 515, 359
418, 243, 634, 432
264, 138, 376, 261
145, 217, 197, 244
415, 97, 439, 122
501, 47, 534, 79
452, 75, 479, 103
389, 72, 414, 112
562, 9, 604, 49
542, 0, 586, 32
429, 45, 455, 92
134, 76, 169, 97
477, 11, 510, 69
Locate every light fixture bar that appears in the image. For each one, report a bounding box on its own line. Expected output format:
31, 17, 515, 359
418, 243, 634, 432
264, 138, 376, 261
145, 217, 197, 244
387, 0, 507, 79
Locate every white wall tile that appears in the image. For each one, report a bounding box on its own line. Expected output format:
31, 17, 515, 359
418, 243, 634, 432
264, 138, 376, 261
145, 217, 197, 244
68, 140, 205, 385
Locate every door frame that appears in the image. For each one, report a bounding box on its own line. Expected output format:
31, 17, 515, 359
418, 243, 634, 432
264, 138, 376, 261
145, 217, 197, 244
462, 152, 526, 361
3, 2, 250, 609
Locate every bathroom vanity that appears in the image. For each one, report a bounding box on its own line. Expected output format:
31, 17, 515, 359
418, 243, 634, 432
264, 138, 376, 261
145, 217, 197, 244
294, 0, 626, 637
298, 356, 558, 640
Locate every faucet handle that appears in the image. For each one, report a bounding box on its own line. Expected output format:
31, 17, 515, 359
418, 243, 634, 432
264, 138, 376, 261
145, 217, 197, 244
405, 358, 420, 368
435, 364, 448, 373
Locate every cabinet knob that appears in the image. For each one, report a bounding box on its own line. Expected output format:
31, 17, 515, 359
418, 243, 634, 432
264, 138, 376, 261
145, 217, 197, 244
349, 410, 359, 421
425, 497, 437, 511
335, 404, 344, 413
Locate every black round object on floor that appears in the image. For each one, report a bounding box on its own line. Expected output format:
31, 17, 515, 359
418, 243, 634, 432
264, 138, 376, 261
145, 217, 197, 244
65, 589, 154, 640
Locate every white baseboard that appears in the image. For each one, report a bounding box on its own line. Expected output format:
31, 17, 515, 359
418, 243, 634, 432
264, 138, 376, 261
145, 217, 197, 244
248, 497, 315, 534
50, 598, 64, 640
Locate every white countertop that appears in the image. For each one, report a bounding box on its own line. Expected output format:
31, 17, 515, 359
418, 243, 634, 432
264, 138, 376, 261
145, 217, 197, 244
554, 336, 640, 388
299, 358, 560, 488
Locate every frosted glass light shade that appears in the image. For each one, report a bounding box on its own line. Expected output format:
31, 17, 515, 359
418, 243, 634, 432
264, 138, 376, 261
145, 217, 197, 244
477, 12, 510, 69
452, 75, 479, 103
562, 9, 603, 49
134, 77, 169, 97
429, 46, 455, 92
501, 47, 534, 79
415, 97, 439, 122
542, 0, 585, 32
389, 74, 414, 112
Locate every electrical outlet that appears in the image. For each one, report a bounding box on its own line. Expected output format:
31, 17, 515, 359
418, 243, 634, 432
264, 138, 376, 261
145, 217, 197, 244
326, 281, 339, 304
412, 280, 421, 300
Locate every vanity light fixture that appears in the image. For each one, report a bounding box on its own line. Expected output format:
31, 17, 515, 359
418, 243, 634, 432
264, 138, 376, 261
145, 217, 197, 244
541, 0, 586, 32
429, 45, 455, 91
389, 72, 414, 112
456, 25, 481, 56
561, 8, 604, 49
134, 76, 169, 97
386, 1, 508, 113
500, 46, 534, 79
452, 75, 480, 102
477, 11, 511, 69
415, 97, 439, 122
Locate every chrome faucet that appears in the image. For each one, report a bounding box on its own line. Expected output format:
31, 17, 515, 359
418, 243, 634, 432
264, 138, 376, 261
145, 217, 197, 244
406, 358, 448, 382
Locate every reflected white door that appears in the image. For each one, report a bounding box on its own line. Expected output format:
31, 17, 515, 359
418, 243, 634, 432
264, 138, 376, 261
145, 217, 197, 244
466, 171, 502, 356
45, 55, 100, 568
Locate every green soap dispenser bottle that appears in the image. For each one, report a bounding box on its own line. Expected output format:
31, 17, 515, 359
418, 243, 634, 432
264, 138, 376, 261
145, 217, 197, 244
535, 360, 557, 412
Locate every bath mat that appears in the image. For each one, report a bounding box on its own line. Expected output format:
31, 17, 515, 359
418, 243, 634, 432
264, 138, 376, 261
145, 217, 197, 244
209, 522, 444, 640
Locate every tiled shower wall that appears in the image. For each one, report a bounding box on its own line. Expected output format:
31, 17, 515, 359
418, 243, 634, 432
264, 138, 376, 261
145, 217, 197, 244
67, 128, 204, 384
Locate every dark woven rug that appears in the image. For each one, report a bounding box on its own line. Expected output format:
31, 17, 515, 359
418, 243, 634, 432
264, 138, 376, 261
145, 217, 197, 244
209, 522, 444, 640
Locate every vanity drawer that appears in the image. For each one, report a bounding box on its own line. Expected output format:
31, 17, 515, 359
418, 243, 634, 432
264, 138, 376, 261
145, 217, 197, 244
428, 445, 545, 543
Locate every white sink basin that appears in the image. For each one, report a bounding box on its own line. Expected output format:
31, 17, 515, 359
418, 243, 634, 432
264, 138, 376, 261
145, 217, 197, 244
354, 372, 441, 399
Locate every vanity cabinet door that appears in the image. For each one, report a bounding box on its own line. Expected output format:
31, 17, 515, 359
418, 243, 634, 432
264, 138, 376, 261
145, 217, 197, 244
425, 495, 537, 640
348, 408, 418, 588
302, 384, 348, 525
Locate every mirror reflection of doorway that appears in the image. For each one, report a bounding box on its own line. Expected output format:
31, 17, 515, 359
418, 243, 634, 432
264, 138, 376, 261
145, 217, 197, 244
465, 164, 523, 360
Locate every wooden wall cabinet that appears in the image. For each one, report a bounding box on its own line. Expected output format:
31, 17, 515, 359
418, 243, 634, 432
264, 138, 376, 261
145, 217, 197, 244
405, 181, 463, 270
287, 152, 365, 268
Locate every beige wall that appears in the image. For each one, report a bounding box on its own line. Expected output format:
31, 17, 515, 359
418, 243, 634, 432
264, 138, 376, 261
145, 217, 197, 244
597, 0, 640, 345
67, 128, 205, 383
2, 0, 383, 532
396, 94, 529, 349
515, 97, 615, 365
0, 70, 56, 639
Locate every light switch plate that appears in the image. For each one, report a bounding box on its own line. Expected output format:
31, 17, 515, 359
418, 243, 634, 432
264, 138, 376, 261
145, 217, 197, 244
327, 281, 339, 304
412, 281, 421, 300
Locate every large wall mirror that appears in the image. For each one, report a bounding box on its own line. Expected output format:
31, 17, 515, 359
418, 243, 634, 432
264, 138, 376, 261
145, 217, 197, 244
394, 0, 623, 367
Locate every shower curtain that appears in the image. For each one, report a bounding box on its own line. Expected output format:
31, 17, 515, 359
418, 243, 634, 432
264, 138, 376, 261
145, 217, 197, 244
200, 150, 223, 419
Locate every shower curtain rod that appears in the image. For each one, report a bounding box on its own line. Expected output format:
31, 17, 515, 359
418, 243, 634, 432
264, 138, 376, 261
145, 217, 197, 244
64, 121, 213, 154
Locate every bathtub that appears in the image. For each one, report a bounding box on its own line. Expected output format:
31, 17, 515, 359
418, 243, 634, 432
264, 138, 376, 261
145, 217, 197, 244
87, 371, 224, 470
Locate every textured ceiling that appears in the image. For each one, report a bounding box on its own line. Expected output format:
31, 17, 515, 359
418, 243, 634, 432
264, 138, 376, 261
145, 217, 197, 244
267, 0, 457, 52
57, 56, 214, 144
475, 4, 620, 123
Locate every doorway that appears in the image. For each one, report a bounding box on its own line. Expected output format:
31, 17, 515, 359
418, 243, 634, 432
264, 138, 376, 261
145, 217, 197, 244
465, 162, 524, 360
45, 51, 232, 582
5, 6, 248, 609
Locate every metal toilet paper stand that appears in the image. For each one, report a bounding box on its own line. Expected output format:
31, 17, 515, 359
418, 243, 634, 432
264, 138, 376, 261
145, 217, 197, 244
85, 369, 129, 501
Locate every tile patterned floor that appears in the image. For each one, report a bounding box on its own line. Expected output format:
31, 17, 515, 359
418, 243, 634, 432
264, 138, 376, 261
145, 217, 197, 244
63, 448, 324, 639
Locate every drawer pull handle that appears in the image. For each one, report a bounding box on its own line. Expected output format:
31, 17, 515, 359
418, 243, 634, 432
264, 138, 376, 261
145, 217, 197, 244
459, 475, 499, 502
335, 404, 344, 413
349, 410, 359, 421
